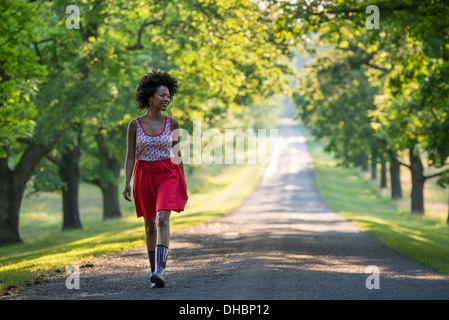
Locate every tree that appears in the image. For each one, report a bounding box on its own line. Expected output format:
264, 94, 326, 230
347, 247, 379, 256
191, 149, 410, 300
273, 0, 449, 213
293, 44, 386, 177
0, 0, 60, 245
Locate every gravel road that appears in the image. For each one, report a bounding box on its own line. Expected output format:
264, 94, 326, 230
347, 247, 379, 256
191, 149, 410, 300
6, 104, 449, 301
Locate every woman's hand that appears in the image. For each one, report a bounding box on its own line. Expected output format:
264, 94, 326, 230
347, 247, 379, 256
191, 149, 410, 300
123, 184, 132, 202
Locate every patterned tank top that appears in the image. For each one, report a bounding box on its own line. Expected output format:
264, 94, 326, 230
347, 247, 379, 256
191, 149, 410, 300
135, 116, 174, 162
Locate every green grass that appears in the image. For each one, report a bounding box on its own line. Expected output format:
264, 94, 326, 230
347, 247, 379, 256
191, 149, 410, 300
302, 123, 449, 275
0, 159, 266, 294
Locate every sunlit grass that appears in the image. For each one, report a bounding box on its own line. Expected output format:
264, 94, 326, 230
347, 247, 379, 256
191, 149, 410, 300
302, 123, 449, 275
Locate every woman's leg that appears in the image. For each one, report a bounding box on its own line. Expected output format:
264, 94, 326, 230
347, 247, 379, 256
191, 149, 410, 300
144, 217, 157, 251
156, 210, 171, 247
151, 210, 171, 287
144, 217, 157, 283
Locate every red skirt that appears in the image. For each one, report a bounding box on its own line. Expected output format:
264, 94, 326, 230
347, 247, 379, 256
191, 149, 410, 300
133, 158, 188, 219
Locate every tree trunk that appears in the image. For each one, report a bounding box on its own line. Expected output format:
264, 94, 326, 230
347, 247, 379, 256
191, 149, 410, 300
361, 153, 369, 172
387, 149, 402, 199
380, 159, 387, 189
0, 69, 22, 245
101, 179, 122, 220
0, 161, 22, 245
94, 131, 122, 220
0, 135, 62, 246
59, 126, 83, 230
447, 189, 449, 224
409, 148, 425, 214
371, 156, 377, 180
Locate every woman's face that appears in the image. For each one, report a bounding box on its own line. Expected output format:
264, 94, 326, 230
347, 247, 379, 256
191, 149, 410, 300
150, 85, 171, 111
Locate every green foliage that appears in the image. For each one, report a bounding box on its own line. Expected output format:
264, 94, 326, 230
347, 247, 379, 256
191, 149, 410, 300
281, 0, 449, 180
0, 0, 49, 157
25, 158, 62, 196
293, 44, 381, 167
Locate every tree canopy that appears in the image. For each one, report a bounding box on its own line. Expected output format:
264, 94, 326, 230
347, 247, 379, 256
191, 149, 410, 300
285, 0, 449, 214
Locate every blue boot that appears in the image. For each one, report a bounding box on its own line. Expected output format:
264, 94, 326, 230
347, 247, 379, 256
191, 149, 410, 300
148, 250, 155, 272
148, 250, 156, 289
150, 245, 169, 288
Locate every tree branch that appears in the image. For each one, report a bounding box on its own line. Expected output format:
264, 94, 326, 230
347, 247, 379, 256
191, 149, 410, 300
424, 170, 448, 181
360, 60, 393, 73
356, 50, 393, 73
45, 153, 62, 168
13, 130, 63, 192
398, 161, 411, 169
82, 176, 102, 187
126, 20, 163, 51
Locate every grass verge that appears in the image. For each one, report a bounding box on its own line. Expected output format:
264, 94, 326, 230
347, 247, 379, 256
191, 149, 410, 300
302, 123, 449, 275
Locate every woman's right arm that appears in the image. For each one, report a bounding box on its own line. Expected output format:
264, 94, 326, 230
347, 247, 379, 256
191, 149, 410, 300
123, 119, 137, 202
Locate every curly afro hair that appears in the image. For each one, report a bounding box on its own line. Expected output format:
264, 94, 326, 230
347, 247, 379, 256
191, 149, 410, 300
135, 70, 179, 111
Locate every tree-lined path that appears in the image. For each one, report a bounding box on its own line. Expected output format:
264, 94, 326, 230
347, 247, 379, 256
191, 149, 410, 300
8, 103, 449, 300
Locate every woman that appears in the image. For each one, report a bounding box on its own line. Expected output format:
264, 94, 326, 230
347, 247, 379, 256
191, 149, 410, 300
122, 70, 188, 288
